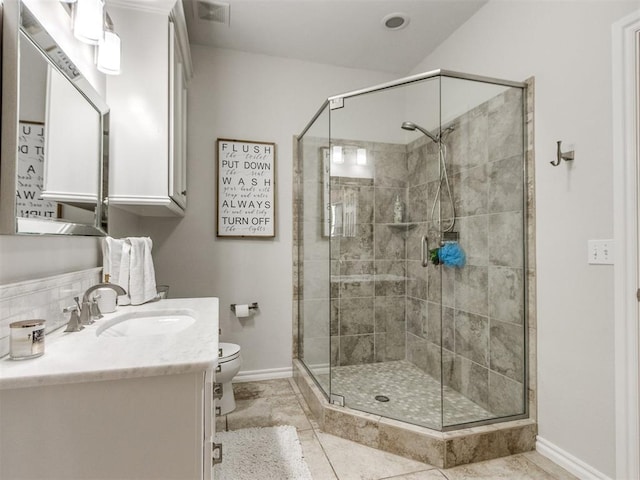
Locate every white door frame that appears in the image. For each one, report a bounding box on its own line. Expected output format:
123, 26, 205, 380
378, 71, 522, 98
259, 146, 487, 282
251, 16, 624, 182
613, 9, 640, 480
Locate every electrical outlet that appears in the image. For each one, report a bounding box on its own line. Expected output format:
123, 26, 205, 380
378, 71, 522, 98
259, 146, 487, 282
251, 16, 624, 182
588, 239, 614, 265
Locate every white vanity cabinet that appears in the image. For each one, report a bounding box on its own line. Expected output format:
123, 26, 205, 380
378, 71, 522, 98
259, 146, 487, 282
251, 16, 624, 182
0, 297, 219, 479
0, 371, 215, 479
107, 2, 191, 216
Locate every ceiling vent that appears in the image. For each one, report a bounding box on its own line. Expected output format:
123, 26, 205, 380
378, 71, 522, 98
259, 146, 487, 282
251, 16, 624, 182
196, 1, 230, 25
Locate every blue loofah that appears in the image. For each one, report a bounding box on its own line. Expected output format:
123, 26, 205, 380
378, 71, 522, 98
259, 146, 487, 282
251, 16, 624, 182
438, 242, 466, 268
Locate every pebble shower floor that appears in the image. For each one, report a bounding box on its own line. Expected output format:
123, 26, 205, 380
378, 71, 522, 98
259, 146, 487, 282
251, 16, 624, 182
320, 360, 493, 428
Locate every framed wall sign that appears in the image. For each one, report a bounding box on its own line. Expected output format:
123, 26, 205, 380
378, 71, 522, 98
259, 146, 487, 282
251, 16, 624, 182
16, 121, 59, 219
216, 138, 276, 237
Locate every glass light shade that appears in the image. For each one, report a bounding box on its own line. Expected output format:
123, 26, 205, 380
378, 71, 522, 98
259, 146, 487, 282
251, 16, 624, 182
332, 145, 343, 164
97, 30, 121, 75
356, 148, 367, 165
73, 0, 104, 45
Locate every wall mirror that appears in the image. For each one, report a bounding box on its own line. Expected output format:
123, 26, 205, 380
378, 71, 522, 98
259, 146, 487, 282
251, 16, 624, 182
0, 1, 109, 235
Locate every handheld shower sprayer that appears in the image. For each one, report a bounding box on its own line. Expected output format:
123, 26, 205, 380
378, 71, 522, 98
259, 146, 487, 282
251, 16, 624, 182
402, 121, 456, 232
401, 121, 439, 143
401, 121, 454, 143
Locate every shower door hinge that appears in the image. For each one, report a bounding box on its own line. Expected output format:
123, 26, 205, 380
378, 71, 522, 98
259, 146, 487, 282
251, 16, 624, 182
330, 394, 345, 406
636, 288, 640, 301
329, 97, 344, 110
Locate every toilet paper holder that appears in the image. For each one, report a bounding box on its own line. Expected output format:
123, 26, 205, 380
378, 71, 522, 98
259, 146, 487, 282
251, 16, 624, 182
230, 302, 259, 314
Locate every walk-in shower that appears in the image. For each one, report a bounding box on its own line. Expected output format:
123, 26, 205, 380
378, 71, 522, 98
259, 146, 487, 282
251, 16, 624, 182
295, 70, 529, 435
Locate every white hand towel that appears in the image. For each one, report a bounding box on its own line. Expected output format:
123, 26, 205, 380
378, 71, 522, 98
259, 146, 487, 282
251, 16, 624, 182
102, 236, 126, 283
117, 241, 132, 306
101, 238, 112, 281
102, 237, 130, 306
127, 237, 157, 306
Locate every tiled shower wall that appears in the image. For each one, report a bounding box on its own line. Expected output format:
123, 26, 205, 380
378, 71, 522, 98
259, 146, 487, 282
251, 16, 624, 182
405, 88, 526, 416
329, 142, 409, 367
296, 138, 410, 377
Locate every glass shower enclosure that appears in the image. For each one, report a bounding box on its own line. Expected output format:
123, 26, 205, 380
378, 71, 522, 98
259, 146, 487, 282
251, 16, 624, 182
296, 70, 527, 431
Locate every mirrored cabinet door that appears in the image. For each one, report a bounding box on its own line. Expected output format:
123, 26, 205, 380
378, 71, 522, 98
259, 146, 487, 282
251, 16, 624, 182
169, 19, 187, 210
0, 0, 110, 236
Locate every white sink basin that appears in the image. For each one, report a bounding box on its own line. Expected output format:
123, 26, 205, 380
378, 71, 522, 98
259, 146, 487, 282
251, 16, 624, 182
97, 310, 196, 338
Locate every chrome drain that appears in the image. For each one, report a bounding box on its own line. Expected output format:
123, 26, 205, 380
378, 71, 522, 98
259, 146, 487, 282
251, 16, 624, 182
375, 395, 390, 402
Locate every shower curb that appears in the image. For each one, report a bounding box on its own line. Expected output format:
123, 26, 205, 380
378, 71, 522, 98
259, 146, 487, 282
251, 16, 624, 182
293, 359, 537, 469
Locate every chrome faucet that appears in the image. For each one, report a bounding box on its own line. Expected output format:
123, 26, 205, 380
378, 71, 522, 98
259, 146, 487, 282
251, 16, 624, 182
78, 283, 126, 326
63, 301, 83, 332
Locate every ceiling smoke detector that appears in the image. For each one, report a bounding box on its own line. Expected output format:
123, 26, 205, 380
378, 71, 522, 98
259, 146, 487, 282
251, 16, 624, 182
382, 12, 409, 31
197, 1, 230, 25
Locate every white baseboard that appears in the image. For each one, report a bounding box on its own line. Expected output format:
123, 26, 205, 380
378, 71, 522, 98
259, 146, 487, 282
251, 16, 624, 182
536, 436, 612, 480
233, 367, 293, 383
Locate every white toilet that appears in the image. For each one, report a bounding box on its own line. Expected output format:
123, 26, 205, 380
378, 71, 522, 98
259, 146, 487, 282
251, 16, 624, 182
216, 343, 242, 415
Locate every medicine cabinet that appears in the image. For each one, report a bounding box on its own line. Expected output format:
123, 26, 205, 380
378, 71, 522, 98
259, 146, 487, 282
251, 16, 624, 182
107, 1, 191, 217
0, 0, 110, 235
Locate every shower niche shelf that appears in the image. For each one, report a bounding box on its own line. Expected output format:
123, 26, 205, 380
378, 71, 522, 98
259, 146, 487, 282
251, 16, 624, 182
386, 222, 417, 230
386, 223, 418, 237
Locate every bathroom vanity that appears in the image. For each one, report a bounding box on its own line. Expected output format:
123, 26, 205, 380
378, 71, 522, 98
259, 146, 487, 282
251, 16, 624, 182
0, 297, 219, 480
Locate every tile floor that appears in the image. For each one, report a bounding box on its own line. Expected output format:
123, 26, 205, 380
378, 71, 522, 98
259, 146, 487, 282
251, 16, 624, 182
216, 378, 577, 480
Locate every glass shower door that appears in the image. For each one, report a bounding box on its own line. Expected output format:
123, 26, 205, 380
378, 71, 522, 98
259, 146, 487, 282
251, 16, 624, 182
326, 77, 446, 430
298, 105, 332, 395
439, 76, 527, 428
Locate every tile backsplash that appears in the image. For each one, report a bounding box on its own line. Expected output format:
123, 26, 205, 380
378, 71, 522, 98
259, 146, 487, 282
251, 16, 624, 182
0, 268, 101, 357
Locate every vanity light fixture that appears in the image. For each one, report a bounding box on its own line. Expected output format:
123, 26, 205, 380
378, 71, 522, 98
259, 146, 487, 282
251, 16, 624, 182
332, 145, 344, 164
73, 0, 104, 45
356, 148, 367, 165
97, 15, 121, 75
63, 0, 121, 75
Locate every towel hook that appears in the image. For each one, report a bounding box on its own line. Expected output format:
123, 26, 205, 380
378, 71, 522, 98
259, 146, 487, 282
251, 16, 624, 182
551, 140, 575, 166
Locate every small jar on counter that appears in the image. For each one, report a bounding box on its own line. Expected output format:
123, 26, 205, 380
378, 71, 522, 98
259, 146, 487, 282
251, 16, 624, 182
10, 319, 45, 360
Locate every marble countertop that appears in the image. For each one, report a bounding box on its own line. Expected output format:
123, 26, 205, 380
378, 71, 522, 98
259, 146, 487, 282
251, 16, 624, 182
0, 297, 219, 390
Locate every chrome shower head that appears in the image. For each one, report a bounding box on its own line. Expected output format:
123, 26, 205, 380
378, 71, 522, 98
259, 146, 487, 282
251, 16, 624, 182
401, 121, 438, 143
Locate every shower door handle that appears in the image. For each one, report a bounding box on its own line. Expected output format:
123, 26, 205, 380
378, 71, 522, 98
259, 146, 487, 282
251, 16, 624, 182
421, 236, 429, 267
